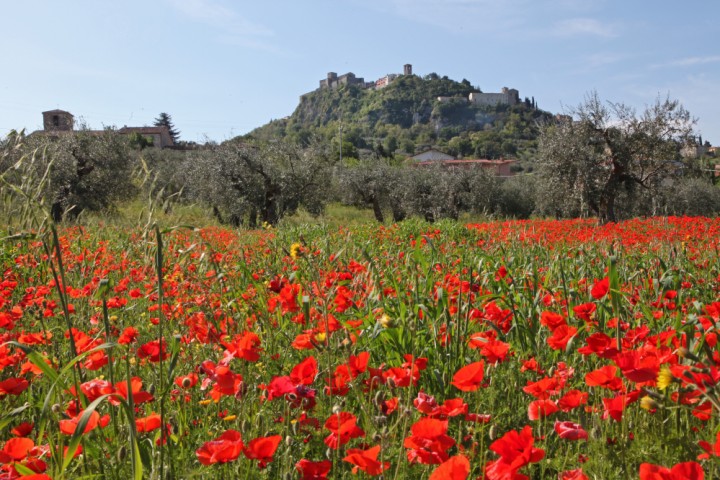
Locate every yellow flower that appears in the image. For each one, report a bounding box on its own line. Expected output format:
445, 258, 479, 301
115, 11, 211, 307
640, 396, 659, 410
657, 366, 674, 390
378, 314, 395, 328
199, 399, 212, 406
314, 332, 327, 343
290, 242, 303, 259
223, 415, 237, 422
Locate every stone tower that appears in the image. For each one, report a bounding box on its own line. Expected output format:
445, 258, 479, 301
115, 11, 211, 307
43, 110, 74, 131
404, 64, 412, 76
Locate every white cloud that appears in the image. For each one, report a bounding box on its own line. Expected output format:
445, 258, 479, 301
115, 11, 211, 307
652, 55, 720, 69
165, 0, 275, 49
552, 18, 618, 38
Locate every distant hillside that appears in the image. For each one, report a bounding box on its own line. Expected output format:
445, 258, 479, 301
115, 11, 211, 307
245, 73, 555, 166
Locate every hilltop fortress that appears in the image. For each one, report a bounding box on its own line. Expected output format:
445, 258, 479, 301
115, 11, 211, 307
300, 64, 520, 107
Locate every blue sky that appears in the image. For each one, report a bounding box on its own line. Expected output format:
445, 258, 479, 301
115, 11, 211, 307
2, 0, 718, 144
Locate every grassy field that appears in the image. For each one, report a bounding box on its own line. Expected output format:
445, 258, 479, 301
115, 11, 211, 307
0, 216, 719, 479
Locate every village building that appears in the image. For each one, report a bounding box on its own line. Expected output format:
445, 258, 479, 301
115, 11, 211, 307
31, 109, 175, 148
411, 149, 517, 176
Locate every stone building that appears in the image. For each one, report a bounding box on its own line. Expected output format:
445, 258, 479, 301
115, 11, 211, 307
32, 109, 174, 148
319, 72, 367, 90
42, 109, 74, 131
469, 87, 519, 107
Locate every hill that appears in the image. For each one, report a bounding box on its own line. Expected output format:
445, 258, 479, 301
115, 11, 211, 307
245, 72, 556, 166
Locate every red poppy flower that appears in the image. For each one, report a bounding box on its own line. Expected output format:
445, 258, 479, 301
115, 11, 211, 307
602, 391, 640, 422
404, 418, 456, 465
573, 302, 597, 323
222, 331, 262, 362
196, 430, 244, 465
451, 361, 485, 392
112, 377, 154, 405
118, 327, 139, 345
547, 324, 577, 351
135, 413, 162, 433
639, 461, 704, 479
296, 459, 332, 479
585, 365, 622, 390
528, 399, 559, 420
540, 311, 567, 330
137, 339, 169, 363
0, 437, 34, 462
698, 430, 720, 459
429, 454, 470, 480
577, 332, 619, 359
10, 422, 34, 437
381, 397, 399, 415
591, 277, 609, 299
324, 412, 365, 449
343, 445, 390, 476
174, 373, 199, 389
558, 390, 589, 412
0, 377, 29, 396
522, 377, 560, 399
59, 410, 110, 435
614, 350, 659, 384
486, 425, 544, 479
291, 356, 318, 386
561, 468, 589, 480
244, 435, 282, 468
554, 421, 588, 441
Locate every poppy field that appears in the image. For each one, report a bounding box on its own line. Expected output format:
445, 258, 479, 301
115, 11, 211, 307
1, 216, 720, 479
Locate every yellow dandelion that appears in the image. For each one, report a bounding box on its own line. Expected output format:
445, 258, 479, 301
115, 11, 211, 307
657, 366, 674, 390
290, 242, 303, 259
378, 314, 395, 328
640, 396, 659, 411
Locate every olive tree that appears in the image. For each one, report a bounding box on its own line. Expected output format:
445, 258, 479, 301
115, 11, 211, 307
184, 139, 334, 227
3, 129, 136, 222
336, 156, 407, 222
536, 92, 696, 223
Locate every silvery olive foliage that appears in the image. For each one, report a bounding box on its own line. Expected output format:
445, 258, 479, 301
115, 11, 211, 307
536, 92, 699, 223
1, 129, 136, 223
183, 138, 334, 226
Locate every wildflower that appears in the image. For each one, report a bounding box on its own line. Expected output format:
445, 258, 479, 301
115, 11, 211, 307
0, 437, 34, 462
404, 418, 455, 465
639, 461, 703, 479
528, 399, 559, 420
590, 277, 610, 299
451, 361, 486, 392
324, 412, 365, 449
290, 242, 303, 259
554, 421, 588, 441
640, 396, 659, 411
135, 413, 162, 433
343, 445, 390, 476
296, 459, 332, 479
378, 314, 395, 328
657, 366, 674, 390
244, 435, 282, 468
196, 430, 244, 466
485, 425, 545, 480
59, 410, 110, 435
429, 454, 470, 480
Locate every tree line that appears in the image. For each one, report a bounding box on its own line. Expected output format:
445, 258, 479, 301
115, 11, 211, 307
1, 94, 718, 228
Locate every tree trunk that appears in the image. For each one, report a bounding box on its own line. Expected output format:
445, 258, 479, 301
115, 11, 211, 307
371, 196, 384, 223
391, 202, 406, 222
